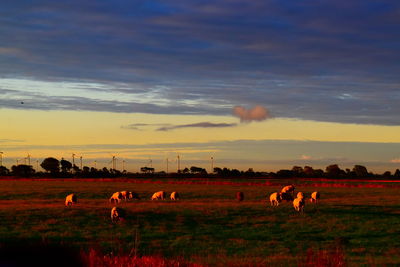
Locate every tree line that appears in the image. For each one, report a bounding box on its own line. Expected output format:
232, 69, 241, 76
0, 157, 399, 179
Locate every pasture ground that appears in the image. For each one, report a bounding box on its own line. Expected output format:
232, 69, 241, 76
0, 178, 399, 266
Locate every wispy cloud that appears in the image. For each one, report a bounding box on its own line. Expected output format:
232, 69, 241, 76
157, 122, 237, 131
120, 122, 237, 131
390, 158, 400, 163
121, 123, 171, 131
0, 139, 25, 143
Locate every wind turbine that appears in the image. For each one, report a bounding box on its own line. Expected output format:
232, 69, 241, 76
72, 153, 76, 167
177, 154, 181, 173
109, 154, 117, 170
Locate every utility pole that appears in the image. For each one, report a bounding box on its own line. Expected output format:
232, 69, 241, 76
80, 156, 83, 170
0, 152, 3, 167
211, 156, 214, 173
122, 160, 125, 171
36, 160, 39, 171
72, 153, 76, 167
94, 160, 97, 169
27, 154, 31, 166
166, 158, 169, 173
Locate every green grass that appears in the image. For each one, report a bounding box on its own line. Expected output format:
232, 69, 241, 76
0, 178, 400, 265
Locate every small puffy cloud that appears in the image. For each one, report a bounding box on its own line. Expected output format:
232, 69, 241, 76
301, 155, 312, 160
157, 122, 237, 131
390, 158, 400, 163
233, 105, 271, 122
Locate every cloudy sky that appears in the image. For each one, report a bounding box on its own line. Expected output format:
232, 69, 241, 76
1, 0, 400, 173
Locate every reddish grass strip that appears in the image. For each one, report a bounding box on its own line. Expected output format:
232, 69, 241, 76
82, 249, 203, 267
82, 246, 347, 267
2, 177, 400, 189
300, 246, 346, 267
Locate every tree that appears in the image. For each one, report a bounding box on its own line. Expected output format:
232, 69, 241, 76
11, 164, 35, 177
325, 164, 342, 178
244, 168, 255, 177
303, 166, 314, 177
40, 157, 60, 174
213, 167, 223, 175
60, 159, 73, 173
276, 169, 294, 178
190, 166, 207, 174
352, 165, 368, 177
140, 167, 154, 173
292, 166, 304, 177
0, 166, 10, 176
314, 169, 324, 177
382, 171, 391, 178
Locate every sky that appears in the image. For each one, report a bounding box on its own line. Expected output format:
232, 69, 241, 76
1, 0, 400, 173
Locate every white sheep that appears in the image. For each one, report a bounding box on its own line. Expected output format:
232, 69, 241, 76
120, 191, 130, 201
269, 192, 282, 206
310, 191, 320, 203
109, 192, 123, 204
293, 197, 305, 212
151, 191, 166, 200
296, 192, 304, 199
65, 193, 77, 206
170, 192, 179, 201
111, 207, 126, 222
281, 184, 295, 195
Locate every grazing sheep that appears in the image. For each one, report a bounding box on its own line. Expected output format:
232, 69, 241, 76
170, 192, 180, 201
310, 191, 320, 203
280, 192, 294, 202
269, 192, 282, 206
236, 192, 244, 202
281, 184, 295, 195
293, 197, 305, 212
109, 192, 123, 204
65, 194, 77, 206
151, 191, 166, 200
120, 191, 130, 201
111, 207, 126, 222
296, 192, 304, 199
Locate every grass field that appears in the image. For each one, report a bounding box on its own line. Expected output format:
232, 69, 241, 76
0, 178, 399, 266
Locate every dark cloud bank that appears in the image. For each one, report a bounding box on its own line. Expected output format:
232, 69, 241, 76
1, 1, 400, 125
